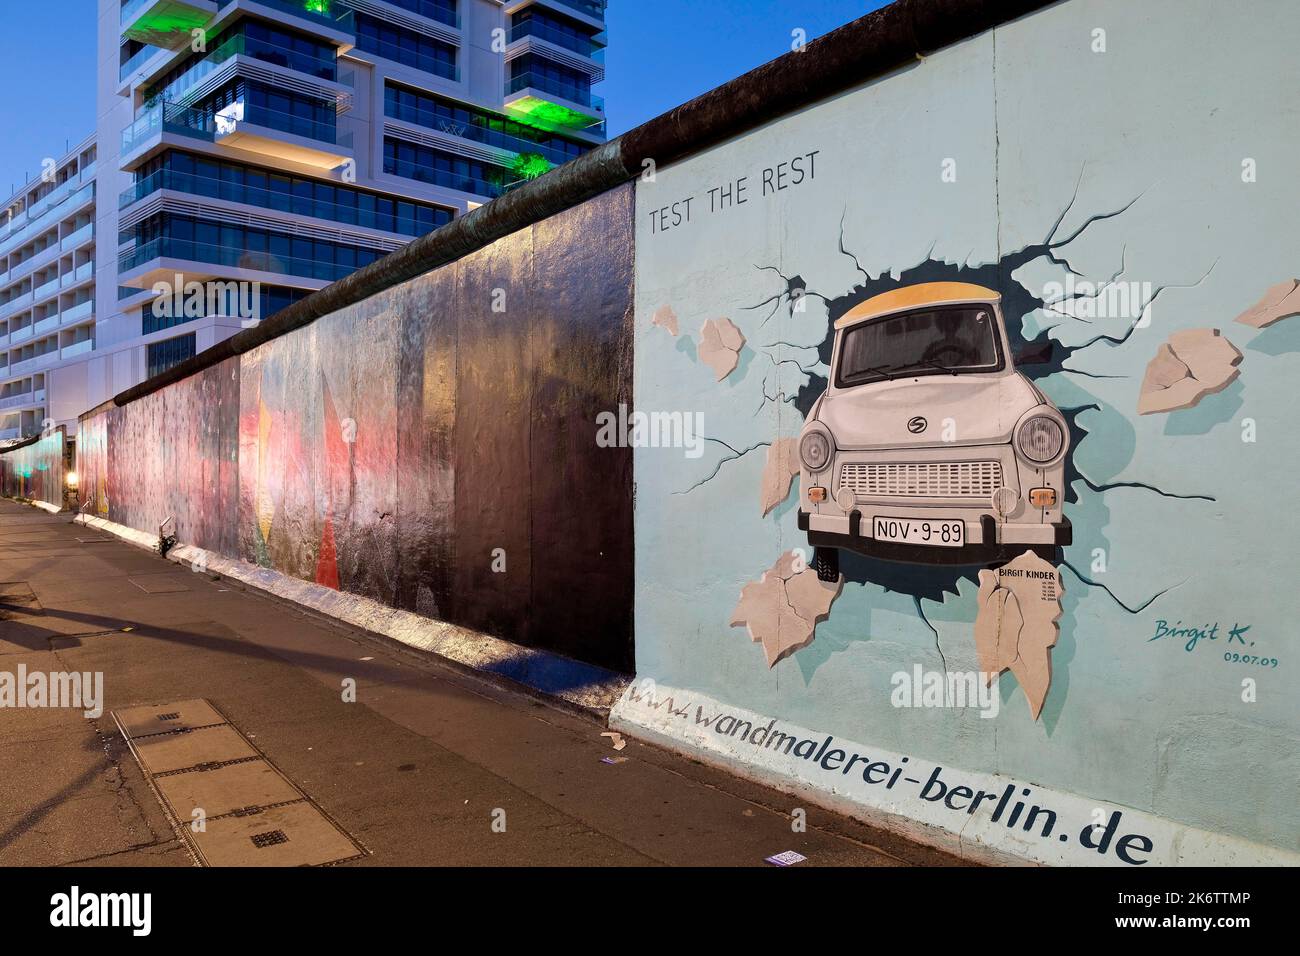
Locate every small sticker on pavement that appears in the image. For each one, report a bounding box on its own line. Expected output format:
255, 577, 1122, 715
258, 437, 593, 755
601, 756, 629, 765
765, 851, 807, 866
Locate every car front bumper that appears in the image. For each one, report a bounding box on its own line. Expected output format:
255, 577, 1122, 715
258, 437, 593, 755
798, 509, 1072, 566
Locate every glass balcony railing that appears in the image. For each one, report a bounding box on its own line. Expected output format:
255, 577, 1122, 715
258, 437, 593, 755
143, 30, 337, 105
60, 338, 95, 360
61, 224, 94, 251
384, 159, 507, 199
123, 97, 345, 156
121, 101, 216, 154
119, 43, 163, 82
227, 103, 342, 146
0, 180, 95, 252
61, 262, 94, 288
506, 71, 601, 110
547, 0, 606, 20
121, 168, 434, 236
384, 102, 584, 168
120, 237, 374, 283
356, 34, 457, 81
61, 300, 95, 324
33, 279, 60, 302
377, 0, 459, 29
508, 20, 605, 59
119, 0, 160, 25
244, 0, 354, 35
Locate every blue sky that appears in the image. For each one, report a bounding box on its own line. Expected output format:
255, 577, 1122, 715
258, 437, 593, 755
0, 0, 885, 197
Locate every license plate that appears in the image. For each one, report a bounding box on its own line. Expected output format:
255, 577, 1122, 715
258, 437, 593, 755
872, 516, 964, 547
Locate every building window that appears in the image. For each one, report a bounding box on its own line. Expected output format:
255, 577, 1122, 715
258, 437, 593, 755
510, 7, 604, 58
508, 54, 593, 106
382, 0, 458, 28
146, 333, 197, 379
144, 18, 337, 104
127, 150, 453, 236
142, 284, 311, 336
383, 138, 511, 198
384, 82, 589, 167
122, 213, 394, 283
355, 15, 457, 80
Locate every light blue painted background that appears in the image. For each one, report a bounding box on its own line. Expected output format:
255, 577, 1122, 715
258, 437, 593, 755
632, 0, 1299, 851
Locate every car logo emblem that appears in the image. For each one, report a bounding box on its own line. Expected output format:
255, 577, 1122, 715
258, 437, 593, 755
907, 416, 927, 434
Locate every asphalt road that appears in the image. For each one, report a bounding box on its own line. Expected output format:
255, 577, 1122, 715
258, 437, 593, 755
0, 499, 960, 867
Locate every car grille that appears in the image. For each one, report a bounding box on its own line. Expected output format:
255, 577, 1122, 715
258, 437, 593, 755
839, 461, 1003, 499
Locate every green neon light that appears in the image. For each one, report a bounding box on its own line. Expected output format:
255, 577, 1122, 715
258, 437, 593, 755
123, 4, 213, 48
511, 152, 553, 181
305, 0, 330, 13
505, 95, 601, 131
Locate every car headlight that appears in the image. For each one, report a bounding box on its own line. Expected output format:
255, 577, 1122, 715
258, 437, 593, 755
1016, 415, 1065, 464
799, 430, 832, 472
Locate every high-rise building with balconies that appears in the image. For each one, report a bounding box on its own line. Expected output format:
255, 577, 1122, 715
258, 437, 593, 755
49, 0, 607, 433
0, 139, 99, 442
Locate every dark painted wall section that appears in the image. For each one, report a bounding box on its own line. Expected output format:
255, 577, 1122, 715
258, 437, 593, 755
79, 185, 635, 673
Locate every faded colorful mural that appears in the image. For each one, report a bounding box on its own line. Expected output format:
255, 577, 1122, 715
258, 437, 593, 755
78, 186, 635, 673
614, 0, 1299, 864
0, 430, 67, 509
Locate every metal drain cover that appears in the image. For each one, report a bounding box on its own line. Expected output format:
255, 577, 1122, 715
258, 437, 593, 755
156, 760, 302, 820
193, 802, 364, 867
116, 699, 226, 739
113, 699, 366, 867
131, 725, 258, 774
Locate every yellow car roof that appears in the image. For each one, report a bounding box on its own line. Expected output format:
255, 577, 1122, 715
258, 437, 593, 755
834, 282, 1000, 330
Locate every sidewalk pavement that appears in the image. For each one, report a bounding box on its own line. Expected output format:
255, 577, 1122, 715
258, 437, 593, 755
0, 498, 961, 867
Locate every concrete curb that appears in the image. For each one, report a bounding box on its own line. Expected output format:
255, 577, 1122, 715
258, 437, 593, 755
3, 496, 64, 514
72, 514, 630, 718
610, 682, 1300, 867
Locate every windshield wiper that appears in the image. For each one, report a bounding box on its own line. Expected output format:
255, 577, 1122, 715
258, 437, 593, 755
895, 360, 958, 376
859, 365, 895, 380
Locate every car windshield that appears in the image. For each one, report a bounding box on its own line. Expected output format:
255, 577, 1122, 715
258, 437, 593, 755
836, 306, 1003, 387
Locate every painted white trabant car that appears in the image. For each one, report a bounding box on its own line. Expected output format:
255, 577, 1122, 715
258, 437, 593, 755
797, 282, 1071, 579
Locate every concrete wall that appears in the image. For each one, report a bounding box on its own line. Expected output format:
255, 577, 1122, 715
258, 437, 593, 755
612, 0, 1299, 864
78, 186, 635, 672
67, 0, 1296, 864
0, 431, 66, 508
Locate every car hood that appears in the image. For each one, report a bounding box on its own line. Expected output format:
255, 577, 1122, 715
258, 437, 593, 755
815, 372, 1042, 449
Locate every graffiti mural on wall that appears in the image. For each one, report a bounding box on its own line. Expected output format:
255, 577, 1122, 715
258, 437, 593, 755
0, 430, 66, 508
76, 359, 240, 554
78, 186, 636, 673
626, 0, 1298, 858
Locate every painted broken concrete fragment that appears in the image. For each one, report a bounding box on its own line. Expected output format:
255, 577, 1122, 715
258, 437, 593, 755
730, 550, 842, 667
698, 317, 746, 380
973, 550, 1064, 720
652, 304, 679, 336
1137, 328, 1242, 415
1233, 279, 1300, 329
759, 437, 800, 517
